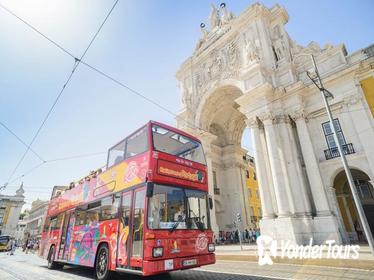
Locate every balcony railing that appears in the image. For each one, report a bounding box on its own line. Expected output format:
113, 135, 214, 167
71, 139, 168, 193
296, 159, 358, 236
214, 188, 220, 195
324, 143, 355, 160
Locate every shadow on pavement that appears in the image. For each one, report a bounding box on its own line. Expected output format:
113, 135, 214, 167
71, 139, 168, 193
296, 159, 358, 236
39, 264, 268, 280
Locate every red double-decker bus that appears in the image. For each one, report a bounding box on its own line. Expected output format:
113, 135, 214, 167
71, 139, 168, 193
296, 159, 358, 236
39, 121, 215, 279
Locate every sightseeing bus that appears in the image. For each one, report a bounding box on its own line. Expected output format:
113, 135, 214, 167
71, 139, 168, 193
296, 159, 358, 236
39, 121, 215, 279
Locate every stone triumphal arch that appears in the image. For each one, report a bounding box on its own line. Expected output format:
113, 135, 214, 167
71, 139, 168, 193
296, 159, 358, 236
175, 3, 371, 244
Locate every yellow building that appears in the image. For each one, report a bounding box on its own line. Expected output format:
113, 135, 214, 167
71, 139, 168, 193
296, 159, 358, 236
243, 155, 262, 228
360, 76, 374, 118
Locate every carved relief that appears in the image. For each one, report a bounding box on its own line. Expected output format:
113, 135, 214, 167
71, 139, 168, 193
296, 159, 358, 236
272, 25, 287, 62
244, 39, 259, 65
195, 23, 209, 51
181, 82, 192, 108
209, 4, 220, 30
220, 3, 234, 26
227, 41, 238, 68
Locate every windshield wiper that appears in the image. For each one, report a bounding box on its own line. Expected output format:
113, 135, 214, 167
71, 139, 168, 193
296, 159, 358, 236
170, 220, 180, 233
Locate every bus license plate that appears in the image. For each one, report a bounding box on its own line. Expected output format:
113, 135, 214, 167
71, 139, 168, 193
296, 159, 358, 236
182, 259, 197, 266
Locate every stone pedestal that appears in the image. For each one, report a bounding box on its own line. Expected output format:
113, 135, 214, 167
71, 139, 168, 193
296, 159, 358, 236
260, 215, 342, 245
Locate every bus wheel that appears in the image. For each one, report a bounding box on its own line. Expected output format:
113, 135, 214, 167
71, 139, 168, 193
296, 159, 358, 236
47, 246, 63, 269
95, 244, 112, 280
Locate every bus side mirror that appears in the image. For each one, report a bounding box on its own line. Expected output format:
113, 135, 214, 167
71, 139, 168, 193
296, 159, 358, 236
208, 196, 213, 210
146, 182, 154, 197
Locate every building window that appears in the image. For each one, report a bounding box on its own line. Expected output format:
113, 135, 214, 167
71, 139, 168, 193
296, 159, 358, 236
245, 170, 250, 179
0, 207, 5, 225
248, 189, 252, 198
253, 172, 257, 181
355, 180, 374, 199
255, 190, 259, 198
213, 171, 218, 188
322, 119, 346, 148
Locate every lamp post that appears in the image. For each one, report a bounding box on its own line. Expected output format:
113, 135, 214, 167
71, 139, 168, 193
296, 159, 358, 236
301, 53, 374, 255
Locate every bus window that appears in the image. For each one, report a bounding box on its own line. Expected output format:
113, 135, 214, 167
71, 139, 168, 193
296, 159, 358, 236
74, 208, 87, 226
118, 192, 132, 266
107, 139, 126, 168
121, 193, 131, 227
125, 126, 148, 158
50, 214, 64, 230
100, 195, 120, 221
147, 184, 209, 230
152, 125, 206, 164
86, 201, 101, 225
132, 189, 145, 257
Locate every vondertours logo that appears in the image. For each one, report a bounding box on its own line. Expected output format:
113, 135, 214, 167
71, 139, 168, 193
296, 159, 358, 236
256, 235, 360, 266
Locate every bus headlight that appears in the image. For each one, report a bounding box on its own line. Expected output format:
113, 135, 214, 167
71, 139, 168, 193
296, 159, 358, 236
153, 247, 163, 258
208, 243, 215, 252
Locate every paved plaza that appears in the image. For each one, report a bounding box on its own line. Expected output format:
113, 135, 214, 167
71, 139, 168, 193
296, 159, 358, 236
1, 250, 374, 280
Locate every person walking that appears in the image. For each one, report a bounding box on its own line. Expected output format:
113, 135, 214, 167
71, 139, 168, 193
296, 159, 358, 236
10, 238, 16, 255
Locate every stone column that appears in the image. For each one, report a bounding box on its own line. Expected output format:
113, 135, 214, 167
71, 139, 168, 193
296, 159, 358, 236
237, 162, 251, 229
283, 117, 312, 216
293, 113, 332, 216
261, 115, 291, 217
247, 118, 275, 219
199, 133, 219, 234
277, 117, 296, 214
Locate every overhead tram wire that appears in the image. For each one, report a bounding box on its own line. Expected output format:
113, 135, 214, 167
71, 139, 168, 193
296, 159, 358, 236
0, 120, 45, 162
7, 151, 107, 185
3, 0, 120, 186
1, 1, 370, 135
2, 2, 373, 184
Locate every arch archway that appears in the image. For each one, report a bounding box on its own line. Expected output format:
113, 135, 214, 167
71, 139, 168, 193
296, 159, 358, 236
334, 169, 374, 243
195, 84, 254, 232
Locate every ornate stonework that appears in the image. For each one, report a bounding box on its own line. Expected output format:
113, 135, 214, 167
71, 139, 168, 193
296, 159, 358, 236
176, 2, 374, 245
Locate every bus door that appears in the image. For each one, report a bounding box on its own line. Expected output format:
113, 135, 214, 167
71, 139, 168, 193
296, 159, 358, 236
117, 191, 132, 267
58, 210, 74, 260
129, 187, 146, 268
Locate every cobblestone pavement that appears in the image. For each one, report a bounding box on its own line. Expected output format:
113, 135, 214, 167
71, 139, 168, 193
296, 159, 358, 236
1, 251, 373, 280
0, 250, 272, 280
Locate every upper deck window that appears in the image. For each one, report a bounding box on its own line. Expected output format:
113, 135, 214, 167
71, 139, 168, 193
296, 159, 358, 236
152, 125, 206, 165
107, 126, 148, 168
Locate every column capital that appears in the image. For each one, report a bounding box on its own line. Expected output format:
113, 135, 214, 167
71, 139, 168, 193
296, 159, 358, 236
258, 112, 275, 125
290, 109, 309, 122
275, 114, 290, 124
245, 117, 259, 128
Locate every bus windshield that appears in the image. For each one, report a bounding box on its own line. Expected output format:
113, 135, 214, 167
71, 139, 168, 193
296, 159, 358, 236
147, 184, 209, 230
0, 235, 10, 246
152, 125, 206, 165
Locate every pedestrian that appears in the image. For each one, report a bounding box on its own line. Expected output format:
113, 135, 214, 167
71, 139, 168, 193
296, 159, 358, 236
248, 228, 253, 243
26, 238, 32, 254
10, 238, 16, 255
255, 228, 260, 240
251, 229, 256, 242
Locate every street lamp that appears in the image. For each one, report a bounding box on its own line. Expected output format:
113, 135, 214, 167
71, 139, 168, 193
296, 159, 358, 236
297, 53, 374, 255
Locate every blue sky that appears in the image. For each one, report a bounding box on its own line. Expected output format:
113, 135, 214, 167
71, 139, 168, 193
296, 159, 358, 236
1, 0, 373, 209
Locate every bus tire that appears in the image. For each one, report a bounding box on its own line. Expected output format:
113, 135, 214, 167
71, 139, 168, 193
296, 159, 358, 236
95, 244, 112, 280
47, 246, 63, 269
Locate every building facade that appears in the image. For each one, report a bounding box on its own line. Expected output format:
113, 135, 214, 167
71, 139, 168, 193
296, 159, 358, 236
176, 2, 374, 244
0, 185, 25, 236
244, 155, 262, 228
24, 199, 49, 240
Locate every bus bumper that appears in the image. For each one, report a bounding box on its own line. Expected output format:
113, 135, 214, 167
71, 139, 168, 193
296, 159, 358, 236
142, 253, 215, 276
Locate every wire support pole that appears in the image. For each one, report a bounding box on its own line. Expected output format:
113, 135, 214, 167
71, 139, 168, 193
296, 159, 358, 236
309, 54, 374, 255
